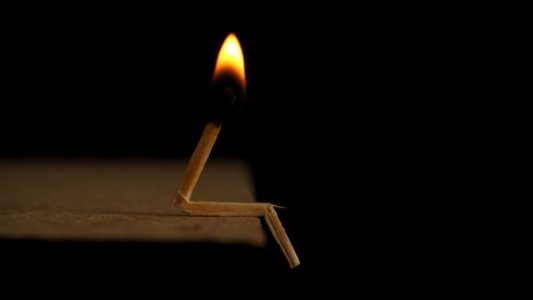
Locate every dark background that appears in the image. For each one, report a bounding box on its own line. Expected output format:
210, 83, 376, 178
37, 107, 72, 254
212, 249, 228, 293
1, 4, 455, 288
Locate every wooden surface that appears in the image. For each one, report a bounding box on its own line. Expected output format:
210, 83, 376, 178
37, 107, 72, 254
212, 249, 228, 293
0, 159, 266, 246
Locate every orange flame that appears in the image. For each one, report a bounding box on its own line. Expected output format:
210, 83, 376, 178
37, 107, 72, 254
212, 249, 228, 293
213, 33, 246, 89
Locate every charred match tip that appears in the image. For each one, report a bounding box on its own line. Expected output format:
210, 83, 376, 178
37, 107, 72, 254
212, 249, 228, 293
206, 75, 246, 124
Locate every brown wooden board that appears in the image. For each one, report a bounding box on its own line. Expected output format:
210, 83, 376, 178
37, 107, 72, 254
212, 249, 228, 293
0, 159, 265, 247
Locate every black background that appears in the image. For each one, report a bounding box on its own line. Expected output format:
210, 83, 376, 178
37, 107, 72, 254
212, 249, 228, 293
1, 4, 455, 289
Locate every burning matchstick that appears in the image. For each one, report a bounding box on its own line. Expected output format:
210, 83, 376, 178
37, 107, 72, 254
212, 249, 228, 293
171, 33, 300, 268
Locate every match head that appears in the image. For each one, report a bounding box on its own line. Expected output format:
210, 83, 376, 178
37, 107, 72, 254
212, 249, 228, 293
207, 33, 246, 124
207, 73, 246, 124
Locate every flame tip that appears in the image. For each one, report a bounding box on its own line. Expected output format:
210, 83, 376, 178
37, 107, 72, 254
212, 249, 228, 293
213, 32, 246, 89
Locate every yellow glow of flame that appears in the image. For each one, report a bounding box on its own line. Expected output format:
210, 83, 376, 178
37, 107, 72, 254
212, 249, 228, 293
213, 33, 246, 88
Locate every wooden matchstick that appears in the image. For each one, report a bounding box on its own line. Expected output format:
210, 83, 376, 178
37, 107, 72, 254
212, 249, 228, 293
172, 123, 300, 268
265, 205, 300, 269
176, 196, 300, 268
172, 122, 221, 206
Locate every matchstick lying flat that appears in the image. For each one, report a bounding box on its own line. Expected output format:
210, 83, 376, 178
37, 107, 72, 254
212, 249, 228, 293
172, 122, 300, 268
174, 194, 300, 269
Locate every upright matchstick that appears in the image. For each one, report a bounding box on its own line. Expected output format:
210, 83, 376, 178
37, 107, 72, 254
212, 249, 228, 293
172, 122, 220, 206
